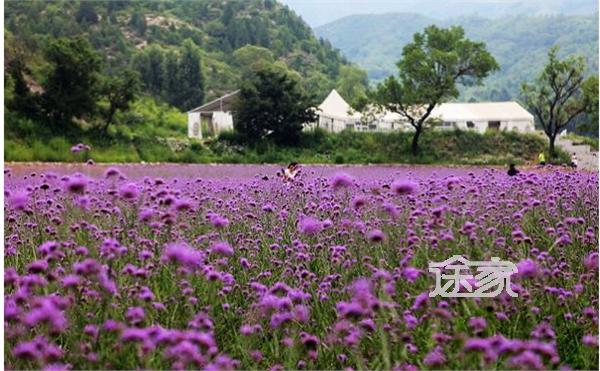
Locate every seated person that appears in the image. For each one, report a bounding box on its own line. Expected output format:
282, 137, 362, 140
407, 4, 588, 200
277, 162, 301, 182
507, 163, 519, 176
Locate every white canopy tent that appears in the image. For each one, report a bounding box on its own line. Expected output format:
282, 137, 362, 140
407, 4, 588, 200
310, 89, 361, 132
430, 101, 535, 132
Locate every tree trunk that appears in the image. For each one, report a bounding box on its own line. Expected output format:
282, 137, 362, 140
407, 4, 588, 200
103, 106, 116, 133
549, 134, 556, 159
411, 128, 421, 156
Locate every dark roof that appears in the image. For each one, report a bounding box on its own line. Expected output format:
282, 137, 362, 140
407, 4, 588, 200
187, 90, 240, 113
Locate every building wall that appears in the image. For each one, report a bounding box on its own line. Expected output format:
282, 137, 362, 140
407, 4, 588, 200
188, 111, 235, 139
444, 119, 535, 133
187, 112, 202, 139
504, 119, 535, 132
212, 111, 234, 133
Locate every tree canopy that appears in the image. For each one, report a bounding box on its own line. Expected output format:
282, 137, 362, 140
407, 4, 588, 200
375, 25, 498, 155
233, 66, 317, 146
100, 69, 140, 132
42, 37, 102, 126
521, 47, 590, 157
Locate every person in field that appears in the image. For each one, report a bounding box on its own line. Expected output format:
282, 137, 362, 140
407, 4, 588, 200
277, 162, 301, 182
538, 152, 546, 166
570, 153, 578, 169
507, 163, 519, 176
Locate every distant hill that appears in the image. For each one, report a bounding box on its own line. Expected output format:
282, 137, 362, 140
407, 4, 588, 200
315, 12, 599, 101
283, 0, 598, 27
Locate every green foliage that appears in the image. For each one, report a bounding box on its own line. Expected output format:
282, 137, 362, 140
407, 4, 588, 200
173, 40, 204, 111
129, 10, 147, 36
42, 36, 102, 126
375, 25, 498, 155
75, 1, 99, 25
133, 40, 204, 111
232, 45, 275, 77
578, 75, 599, 135
100, 69, 140, 132
233, 66, 317, 146
336, 65, 368, 108
521, 47, 588, 157
134, 44, 166, 96
5, 0, 354, 105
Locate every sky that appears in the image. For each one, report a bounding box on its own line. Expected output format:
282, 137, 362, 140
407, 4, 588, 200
280, 0, 599, 27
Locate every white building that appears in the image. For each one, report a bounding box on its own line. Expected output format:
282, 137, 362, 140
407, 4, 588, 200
430, 101, 535, 133
186, 90, 239, 139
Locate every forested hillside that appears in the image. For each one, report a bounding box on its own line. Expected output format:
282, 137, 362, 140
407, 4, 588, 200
5, 0, 371, 162
315, 12, 599, 101
5, 0, 356, 107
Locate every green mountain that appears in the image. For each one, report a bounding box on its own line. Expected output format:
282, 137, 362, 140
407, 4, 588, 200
315, 12, 599, 101
5, 0, 351, 105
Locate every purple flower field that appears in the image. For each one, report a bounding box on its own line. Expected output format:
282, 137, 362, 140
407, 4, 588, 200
4, 164, 599, 370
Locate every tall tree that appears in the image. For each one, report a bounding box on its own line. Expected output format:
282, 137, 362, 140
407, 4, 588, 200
162, 50, 179, 105
100, 69, 139, 133
42, 37, 101, 127
375, 25, 498, 155
521, 47, 590, 158
234, 66, 316, 145
174, 39, 204, 111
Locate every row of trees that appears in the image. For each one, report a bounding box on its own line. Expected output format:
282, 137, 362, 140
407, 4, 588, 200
233, 25, 598, 158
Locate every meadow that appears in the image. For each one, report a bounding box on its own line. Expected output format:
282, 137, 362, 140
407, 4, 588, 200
4, 163, 598, 370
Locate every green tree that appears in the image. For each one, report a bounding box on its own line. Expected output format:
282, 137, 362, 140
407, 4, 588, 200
42, 37, 101, 127
5, 32, 38, 117
75, 1, 98, 24
162, 50, 179, 105
129, 11, 147, 36
234, 66, 317, 145
134, 45, 165, 96
521, 47, 590, 158
375, 25, 498, 155
100, 69, 139, 132
579, 75, 599, 135
232, 45, 274, 77
336, 65, 368, 109
174, 40, 204, 111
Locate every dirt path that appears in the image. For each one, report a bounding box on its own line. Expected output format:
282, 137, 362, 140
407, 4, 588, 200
557, 137, 598, 171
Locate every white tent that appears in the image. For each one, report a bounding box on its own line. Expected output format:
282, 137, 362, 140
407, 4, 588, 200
311, 89, 360, 132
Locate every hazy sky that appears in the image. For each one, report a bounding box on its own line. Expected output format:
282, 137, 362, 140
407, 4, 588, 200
280, 0, 599, 27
